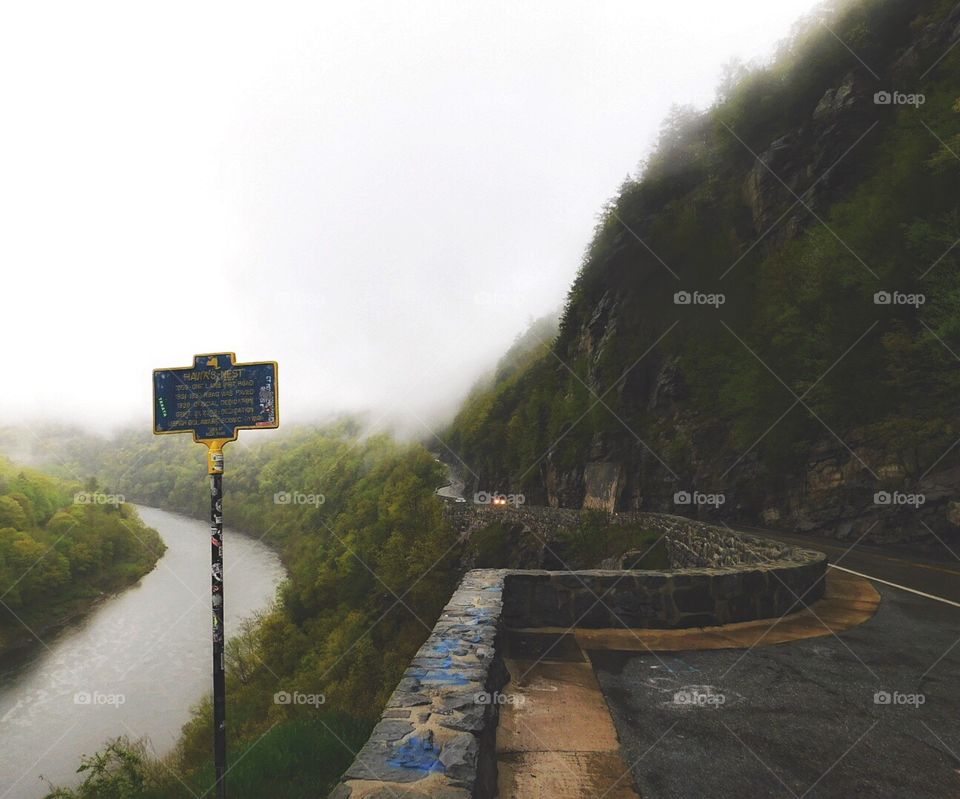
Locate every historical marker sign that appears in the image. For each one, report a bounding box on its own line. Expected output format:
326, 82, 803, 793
153, 352, 278, 441
151, 352, 279, 799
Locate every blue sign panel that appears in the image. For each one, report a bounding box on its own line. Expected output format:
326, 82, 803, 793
153, 353, 278, 442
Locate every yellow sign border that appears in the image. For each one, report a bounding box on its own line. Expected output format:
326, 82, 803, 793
152, 351, 280, 446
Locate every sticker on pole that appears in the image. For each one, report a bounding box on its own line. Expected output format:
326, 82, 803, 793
153, 353, 279, 442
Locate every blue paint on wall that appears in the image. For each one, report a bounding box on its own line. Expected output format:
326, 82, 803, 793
419, 670, 471, 685
386, 736, 445, 773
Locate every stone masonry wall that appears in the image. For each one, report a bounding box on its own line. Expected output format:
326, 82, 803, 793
330, 520, 826, 797
330, 570, 508, 799
638, 513, 797, 568
444, 506, 800, 570
500, 556, 825, 630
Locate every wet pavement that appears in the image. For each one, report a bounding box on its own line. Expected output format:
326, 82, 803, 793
590, 580, 960, 798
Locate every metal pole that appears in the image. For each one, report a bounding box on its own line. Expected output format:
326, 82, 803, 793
208, 442, 227, 799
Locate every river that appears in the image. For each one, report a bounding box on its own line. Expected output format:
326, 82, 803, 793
0, 505, 286, 799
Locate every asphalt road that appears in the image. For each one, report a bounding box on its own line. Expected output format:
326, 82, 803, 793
434, 458, 466, 501
735, 524, 960, 605
591, 581, 960, 798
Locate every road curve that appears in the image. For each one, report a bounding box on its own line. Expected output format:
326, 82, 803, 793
732, 523, 960, 605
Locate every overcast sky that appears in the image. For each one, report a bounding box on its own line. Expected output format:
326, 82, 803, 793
0, 0, 822, 437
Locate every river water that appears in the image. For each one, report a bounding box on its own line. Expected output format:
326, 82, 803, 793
0, 505, 285, 799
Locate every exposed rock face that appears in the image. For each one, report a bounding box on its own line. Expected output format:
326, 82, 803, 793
525, 4, 960, 552
544, 461, 584, 510
582, 461, 624, 512
892, 2, 960, 77
648, 356, 688, 410
559, 349, 960, 548
744, 68, 877, 244
452, 2, 960, 554
813, 73, 863, 121
578, 292, 619, 369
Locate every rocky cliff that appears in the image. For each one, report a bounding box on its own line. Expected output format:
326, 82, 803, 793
446, 0, 960, 553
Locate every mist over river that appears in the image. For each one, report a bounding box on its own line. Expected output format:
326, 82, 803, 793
0, 505, 285, 799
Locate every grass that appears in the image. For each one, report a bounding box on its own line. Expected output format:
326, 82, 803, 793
557, 512, 670, 569
41, 714, 371, 799
185, 715, 369, 798
467, 521, 522, 567
467, 512, 671, 571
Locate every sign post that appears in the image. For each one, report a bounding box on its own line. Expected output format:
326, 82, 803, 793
152, 353, 278, 799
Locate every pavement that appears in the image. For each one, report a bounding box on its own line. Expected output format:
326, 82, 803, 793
497, 570, 960, 798
591, 577, 960, 798
736, 523, 960, 605
497, 633, 641, 798
434, 458, 467, 502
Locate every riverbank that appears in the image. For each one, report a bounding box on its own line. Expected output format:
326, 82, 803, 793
1, 582, 132, 666
0, 462, 168, 665
0, 505, 285, 799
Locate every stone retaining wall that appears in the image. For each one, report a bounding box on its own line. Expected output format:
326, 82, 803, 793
444, 507, 802, 570
330, 570, 508, 799
330, 520, 826, 797
635, 513, 800, 567
501, 556, 825, 630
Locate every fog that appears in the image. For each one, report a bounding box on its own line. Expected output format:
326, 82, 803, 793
1, 0, 820, 437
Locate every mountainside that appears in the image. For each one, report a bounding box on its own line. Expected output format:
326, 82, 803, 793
446, 0, 960, 549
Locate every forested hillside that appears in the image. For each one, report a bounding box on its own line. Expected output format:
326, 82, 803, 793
33, 425, 462, 798
12, 416, 662, 797
447, 0, 960, 549
0, 457, 164, 655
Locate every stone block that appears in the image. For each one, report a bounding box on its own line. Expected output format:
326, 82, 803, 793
673, 582, 715, 613
439, 733, 479, 786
